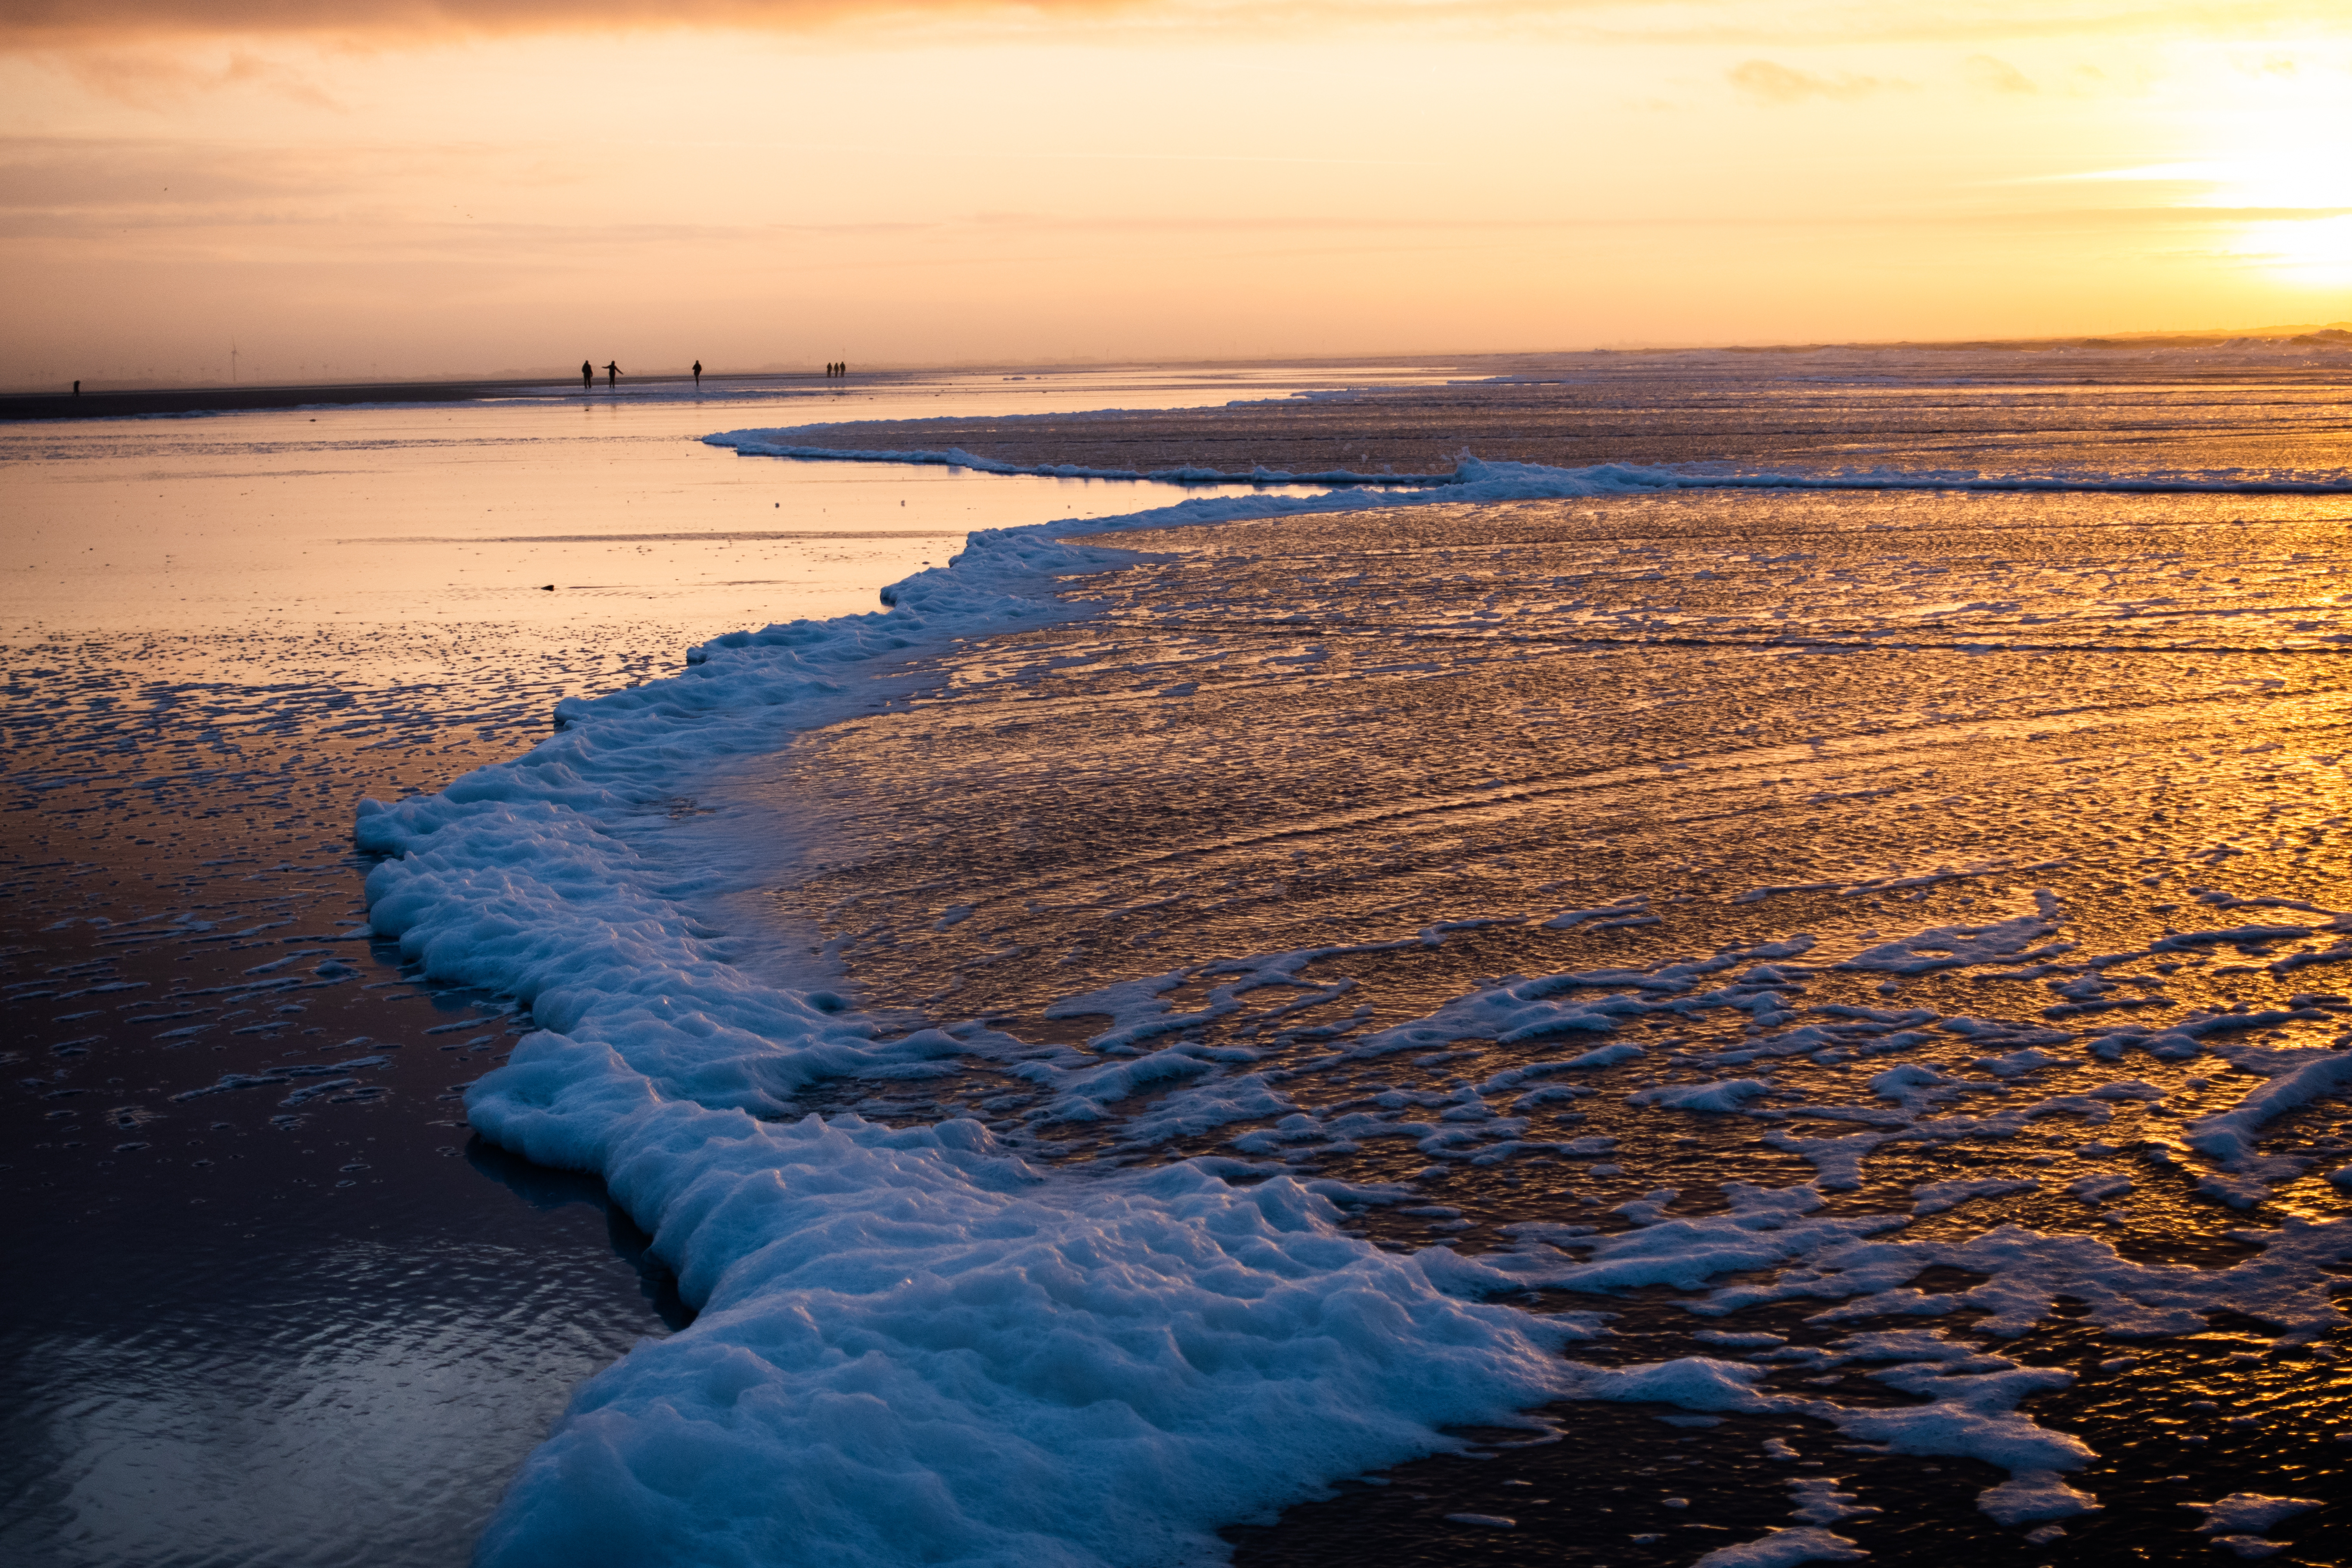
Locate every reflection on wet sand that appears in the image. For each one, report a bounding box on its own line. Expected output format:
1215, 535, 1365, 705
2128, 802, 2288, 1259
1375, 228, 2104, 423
745, 481, 2352, 1564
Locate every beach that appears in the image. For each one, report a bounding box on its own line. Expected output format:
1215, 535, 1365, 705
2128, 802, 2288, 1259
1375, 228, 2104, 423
0, 364, 1375, 1566
6, 347, 2352, 1566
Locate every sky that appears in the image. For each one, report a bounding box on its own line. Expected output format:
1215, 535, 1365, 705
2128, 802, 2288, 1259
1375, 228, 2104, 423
3, 0, 2350, 386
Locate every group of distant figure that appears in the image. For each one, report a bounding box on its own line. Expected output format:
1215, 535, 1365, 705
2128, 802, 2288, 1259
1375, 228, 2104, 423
572, 359, 837, 391
578, 359, 698, 388
67, 356, 838, 401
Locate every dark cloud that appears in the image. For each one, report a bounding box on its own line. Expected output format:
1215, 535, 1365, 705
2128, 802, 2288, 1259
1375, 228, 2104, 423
10, 0, 2352, 53
0, 0, 1086, 48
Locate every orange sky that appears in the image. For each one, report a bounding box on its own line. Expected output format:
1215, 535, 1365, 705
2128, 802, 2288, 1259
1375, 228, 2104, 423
3, 0, 2349, 388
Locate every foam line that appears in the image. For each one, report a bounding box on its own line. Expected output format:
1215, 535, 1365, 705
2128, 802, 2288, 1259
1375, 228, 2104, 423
358, 428, 2352, 1565
706, 429, 2352, 497
354, 473, 1634, 1567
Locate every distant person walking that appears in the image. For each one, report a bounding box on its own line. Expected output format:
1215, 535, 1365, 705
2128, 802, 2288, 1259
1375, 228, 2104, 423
582, 360, 593, 390
72, 380, 80, 397
693, 360, 702, 388
604, 360, 621, 388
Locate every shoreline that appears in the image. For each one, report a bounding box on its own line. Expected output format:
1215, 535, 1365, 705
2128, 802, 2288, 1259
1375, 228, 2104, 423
10, 332, 2348, 424
380, 435, 2352, 1565
12, 370, 2350, 1568
0, 371, 815, 422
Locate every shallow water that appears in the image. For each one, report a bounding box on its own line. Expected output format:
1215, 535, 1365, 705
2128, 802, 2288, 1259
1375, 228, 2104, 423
610, 355, 2349, 1565
743, 480, 2352, 1562
0, 364, 1394, 1568
1, 369, 1373, 640
13, 351, 2352, 1567
740, 345, 2352, 480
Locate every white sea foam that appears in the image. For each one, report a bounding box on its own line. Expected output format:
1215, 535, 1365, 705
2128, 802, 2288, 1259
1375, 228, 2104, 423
467, 1108, 1579, 1568
2182, 1493, 2321, 1534
358, 467, 1661, 1565
1692, 1526, 1868, 1566
356, 443, 2352, 1564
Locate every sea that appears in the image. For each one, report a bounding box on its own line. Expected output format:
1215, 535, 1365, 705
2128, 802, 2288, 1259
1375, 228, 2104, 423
5, 347, 2350, 1568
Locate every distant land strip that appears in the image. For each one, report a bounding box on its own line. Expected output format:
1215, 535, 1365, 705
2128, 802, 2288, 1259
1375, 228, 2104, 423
0, 373, 794, 421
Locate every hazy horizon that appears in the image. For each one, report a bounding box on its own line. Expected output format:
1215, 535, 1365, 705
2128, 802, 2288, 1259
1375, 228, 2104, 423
15, 320, 2352, 398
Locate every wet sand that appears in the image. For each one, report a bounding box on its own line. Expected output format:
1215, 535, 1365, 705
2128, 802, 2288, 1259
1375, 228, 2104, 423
0, 367, 1387, 1566
715, 400, 2352, 1563
14, 352, 2351, 1566
3, 376, 584, 422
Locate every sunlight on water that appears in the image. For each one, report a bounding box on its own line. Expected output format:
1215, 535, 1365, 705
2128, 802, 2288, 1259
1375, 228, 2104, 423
9, 352, 2352, 1568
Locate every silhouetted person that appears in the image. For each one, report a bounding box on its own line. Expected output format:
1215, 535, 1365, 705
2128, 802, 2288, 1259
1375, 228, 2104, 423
693, 360, 702, 388
73, 380, 80, 397
604, 360, 621, 388
582, 360, 593, 390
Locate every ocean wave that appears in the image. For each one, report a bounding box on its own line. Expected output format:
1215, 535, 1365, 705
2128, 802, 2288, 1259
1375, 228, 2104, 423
706, 431, 2352, 496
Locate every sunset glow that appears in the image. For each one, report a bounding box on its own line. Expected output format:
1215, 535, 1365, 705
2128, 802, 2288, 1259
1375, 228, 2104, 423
4, 0, 2350, 385
14, 8, 2352, 1568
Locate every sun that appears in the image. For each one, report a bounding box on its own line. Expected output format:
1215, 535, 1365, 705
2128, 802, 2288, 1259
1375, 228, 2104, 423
2223, 213, 2352, 290
2184, 77, 2352, 290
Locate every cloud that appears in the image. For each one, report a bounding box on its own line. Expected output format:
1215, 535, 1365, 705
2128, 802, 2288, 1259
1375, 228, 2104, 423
9, 0, 2352, 53
0, 135, 364, 213
45, 46, 343, 107
1962, 53, 2033, 93
1728, 59, 1890, 103
0, 0, 1105, 48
